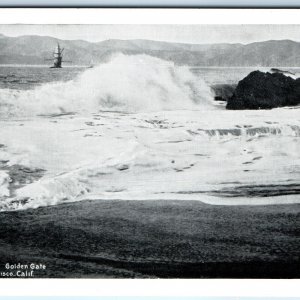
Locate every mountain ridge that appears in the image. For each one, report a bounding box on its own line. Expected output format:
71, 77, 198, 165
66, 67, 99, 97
0, 34, 300, 67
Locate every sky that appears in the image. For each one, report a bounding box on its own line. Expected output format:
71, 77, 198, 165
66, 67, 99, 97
0, 24, 300, 44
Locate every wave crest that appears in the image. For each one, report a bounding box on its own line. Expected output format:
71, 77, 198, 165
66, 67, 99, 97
0, 54, 213, 117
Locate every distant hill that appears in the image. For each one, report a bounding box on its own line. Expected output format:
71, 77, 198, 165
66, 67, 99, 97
0, 34, 300, 67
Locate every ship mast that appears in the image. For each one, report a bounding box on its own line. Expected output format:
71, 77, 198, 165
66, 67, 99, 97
45, 42, 71, 68
52, 43, 64, 68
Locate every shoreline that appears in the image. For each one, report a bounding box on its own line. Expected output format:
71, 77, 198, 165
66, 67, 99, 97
0, 199, 299, 278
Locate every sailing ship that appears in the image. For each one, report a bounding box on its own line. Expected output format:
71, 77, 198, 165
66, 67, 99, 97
45, 43, 70, 68
87, 59, 94, 68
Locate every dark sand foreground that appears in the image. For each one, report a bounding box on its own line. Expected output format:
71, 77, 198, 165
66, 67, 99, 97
0, 200, 299, 278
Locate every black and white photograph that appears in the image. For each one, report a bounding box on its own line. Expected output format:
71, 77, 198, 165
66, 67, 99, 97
0, 16, 299, 278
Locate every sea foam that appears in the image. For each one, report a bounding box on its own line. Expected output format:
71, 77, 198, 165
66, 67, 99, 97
0, 54, 214, 117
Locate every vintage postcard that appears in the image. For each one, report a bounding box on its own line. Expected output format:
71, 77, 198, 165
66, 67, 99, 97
0, 9, 299, 279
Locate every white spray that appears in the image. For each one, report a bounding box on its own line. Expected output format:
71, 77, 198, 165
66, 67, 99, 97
0, 54, 214, 117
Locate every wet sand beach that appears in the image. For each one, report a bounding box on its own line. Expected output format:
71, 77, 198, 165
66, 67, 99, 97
0, 200, 299, 278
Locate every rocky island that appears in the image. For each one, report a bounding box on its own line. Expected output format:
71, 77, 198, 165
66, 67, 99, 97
227, 70, 300, 110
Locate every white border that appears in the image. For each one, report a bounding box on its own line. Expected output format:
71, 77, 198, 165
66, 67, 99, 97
1, 279, 300, 296
0, 8, 298, 24
0, 8, 299, 298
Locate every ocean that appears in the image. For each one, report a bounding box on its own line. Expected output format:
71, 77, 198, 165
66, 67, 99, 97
0, 54, 299, 211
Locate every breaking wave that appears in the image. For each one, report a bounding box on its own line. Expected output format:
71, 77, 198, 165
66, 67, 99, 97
0, 54, 213, 117
188, 125, 300, 138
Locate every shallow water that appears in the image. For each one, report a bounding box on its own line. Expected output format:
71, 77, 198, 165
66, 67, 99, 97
0, 65, 84, 90
0, 55, 299, 211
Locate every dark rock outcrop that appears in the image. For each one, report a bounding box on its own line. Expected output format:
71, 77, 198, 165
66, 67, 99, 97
227, 70, 300, 110
270, 68, 295, 76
